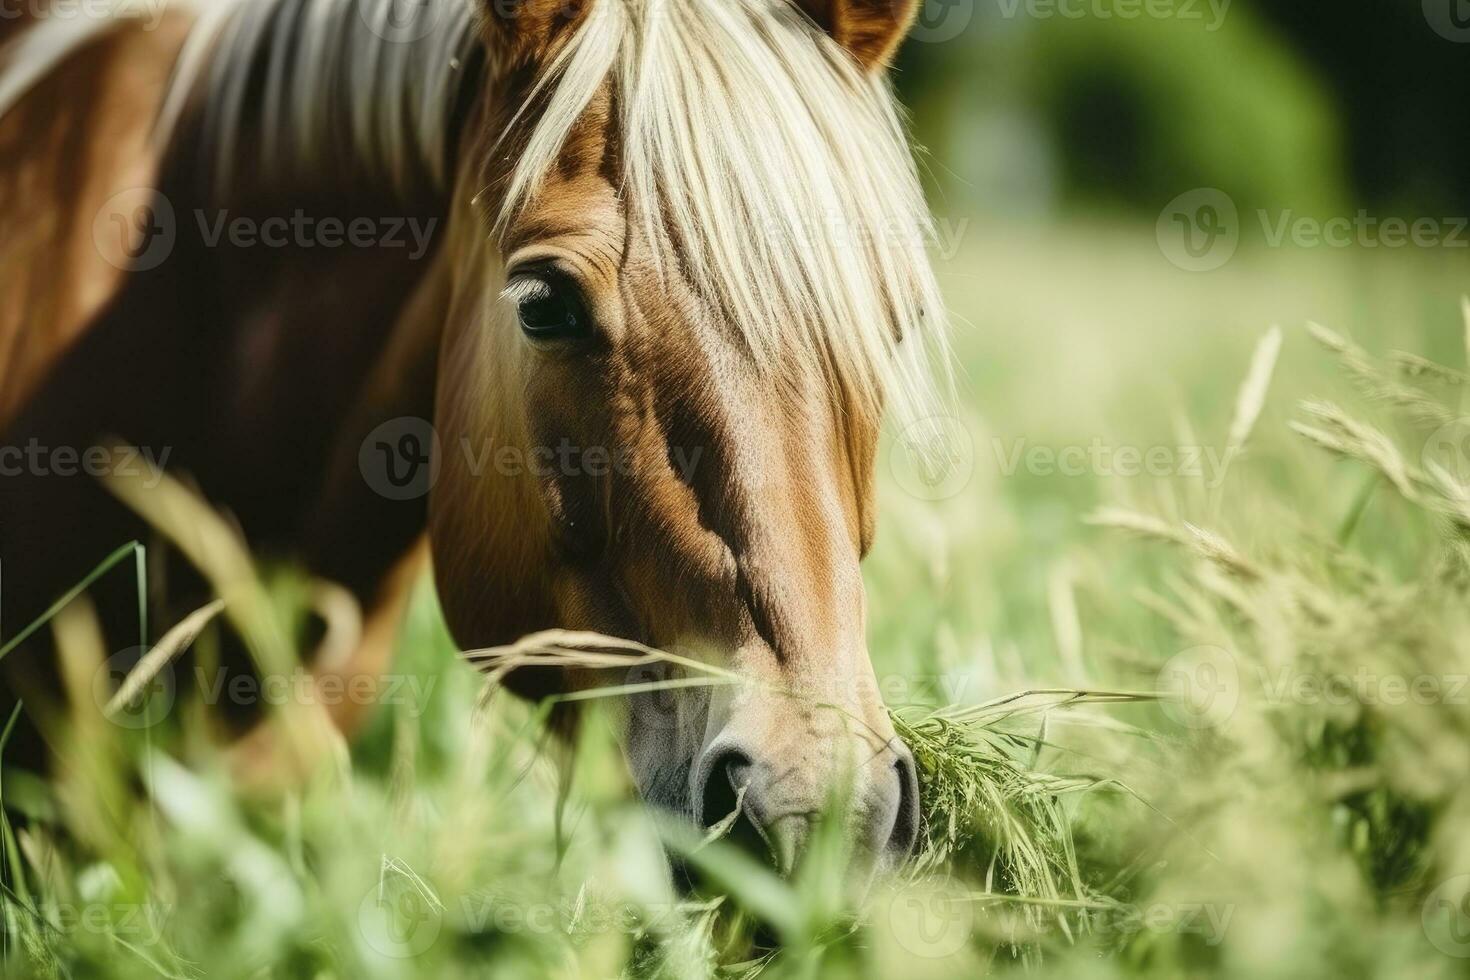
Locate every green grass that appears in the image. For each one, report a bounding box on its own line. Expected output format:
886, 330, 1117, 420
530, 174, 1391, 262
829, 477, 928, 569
6, 223, 1470, 978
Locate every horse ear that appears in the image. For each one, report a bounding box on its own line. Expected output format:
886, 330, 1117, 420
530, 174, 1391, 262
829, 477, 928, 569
483, 0, 592, 64
792, 0, 921, 72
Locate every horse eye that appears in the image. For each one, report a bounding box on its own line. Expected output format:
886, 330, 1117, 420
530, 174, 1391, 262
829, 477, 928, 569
515, 276, 590, 342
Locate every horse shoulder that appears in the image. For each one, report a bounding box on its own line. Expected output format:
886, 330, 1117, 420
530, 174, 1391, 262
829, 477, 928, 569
0, 9, 193, 429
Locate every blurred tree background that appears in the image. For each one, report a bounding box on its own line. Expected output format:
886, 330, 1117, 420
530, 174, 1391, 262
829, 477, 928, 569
894, 0, 1470, 222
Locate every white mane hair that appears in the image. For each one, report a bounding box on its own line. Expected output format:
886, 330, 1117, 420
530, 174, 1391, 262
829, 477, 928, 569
172, 0, 484, 197
0, 0, 482, 196
499, 0, 952, 424
0, 10, 117, 119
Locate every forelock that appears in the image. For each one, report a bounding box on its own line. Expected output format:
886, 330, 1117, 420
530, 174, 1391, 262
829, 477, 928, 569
496, 0, 953, 425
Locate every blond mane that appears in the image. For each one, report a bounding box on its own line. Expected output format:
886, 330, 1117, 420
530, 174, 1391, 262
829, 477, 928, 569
498, 0, 952, 423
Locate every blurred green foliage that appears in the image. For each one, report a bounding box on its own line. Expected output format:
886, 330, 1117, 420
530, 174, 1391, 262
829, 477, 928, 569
898, 0, 1462, 221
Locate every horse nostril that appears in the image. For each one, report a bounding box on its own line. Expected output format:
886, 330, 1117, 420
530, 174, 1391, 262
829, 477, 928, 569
698, 748, 754, 830
888, 750, 922, 862
696, 747, 784, 869
693, 742, 920, 875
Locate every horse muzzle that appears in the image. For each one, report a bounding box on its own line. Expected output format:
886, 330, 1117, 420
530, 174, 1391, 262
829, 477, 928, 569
690, 700, 921, 876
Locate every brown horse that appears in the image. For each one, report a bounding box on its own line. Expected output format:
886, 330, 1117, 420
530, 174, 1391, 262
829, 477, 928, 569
0, 0, 951, 876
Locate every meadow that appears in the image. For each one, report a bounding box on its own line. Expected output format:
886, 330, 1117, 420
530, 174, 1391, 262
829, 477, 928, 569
5, 221, 1470, 978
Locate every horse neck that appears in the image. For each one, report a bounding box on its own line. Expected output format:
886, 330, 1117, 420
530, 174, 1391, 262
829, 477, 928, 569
174, 0, 489, 206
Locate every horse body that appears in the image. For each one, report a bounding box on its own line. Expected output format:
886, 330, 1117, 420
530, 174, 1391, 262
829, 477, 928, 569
0, 7, 195, 426
0, 0, 458, 745
1, 0, 947, 876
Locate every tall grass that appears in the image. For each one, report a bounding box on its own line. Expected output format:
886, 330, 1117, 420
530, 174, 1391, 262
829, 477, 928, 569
5, 228, 1470, 978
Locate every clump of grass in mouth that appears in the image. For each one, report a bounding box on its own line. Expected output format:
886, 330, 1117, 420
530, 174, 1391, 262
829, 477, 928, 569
891, 690, 1161, 956
895, 693, 1157, 874
465, 633, 1161, 918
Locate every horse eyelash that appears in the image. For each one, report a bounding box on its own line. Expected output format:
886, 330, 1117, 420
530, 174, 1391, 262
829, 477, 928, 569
500, 276, 552, 307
